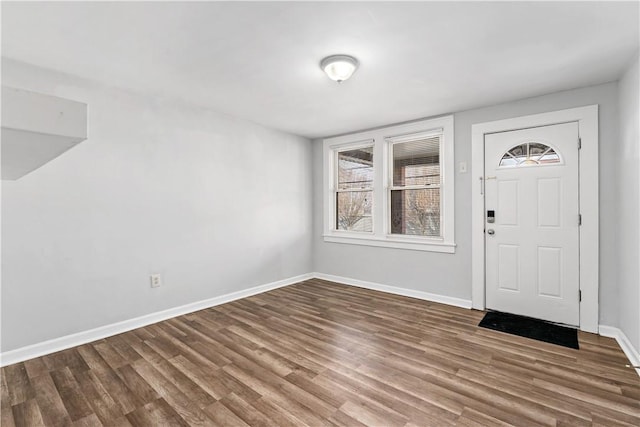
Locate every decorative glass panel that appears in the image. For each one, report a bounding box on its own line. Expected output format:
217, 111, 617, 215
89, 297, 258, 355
499, 142, 560, 168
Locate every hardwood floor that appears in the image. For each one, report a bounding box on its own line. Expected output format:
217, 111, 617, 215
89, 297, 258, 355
2, 279, 639, 426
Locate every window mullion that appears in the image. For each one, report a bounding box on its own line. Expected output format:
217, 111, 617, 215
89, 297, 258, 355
336, 188, 373, 193
389, 184, 440, 191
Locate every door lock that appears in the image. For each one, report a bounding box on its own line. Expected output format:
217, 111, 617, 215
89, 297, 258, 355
487, 210, 495, 223
487, 229, 495, 235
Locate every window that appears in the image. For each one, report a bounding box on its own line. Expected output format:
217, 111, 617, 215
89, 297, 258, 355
499, 142, 561, 168
323, 116, 455, 253
389, 134, 442, 237
335, 146, 373, 232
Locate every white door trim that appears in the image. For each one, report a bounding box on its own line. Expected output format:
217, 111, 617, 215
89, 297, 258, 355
471, 105, 599, 333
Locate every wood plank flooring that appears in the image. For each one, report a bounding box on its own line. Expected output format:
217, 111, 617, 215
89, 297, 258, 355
2, 279, 639, 426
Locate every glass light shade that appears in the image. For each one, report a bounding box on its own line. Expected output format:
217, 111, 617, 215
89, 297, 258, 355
321, 55, 359, 82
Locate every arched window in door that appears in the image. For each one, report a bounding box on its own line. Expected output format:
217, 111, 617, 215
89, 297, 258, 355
499, 142, 561, 168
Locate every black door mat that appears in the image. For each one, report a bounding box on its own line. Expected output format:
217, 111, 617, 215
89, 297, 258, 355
479, 311, 579, 349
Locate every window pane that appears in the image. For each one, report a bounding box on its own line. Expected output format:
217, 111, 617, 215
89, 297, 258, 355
338, 147, 373, 190
499, 142, 561, 167
390, 188, 440, 236
393, 137, 440, 186
539, 152, 560, 164
336, 191, 372, 232
528, 143, 548, 156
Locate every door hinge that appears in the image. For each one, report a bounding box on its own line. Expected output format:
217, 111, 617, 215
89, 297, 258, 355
579, 290, 582, 302
578, 138, 582, 149
578, 214, 582, 226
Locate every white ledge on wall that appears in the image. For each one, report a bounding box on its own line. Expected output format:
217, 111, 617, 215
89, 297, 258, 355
1, 86, 88, 180
323, 234, 456, 253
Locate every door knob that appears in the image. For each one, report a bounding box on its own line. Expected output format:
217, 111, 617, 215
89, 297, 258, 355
487, 229, 495, 235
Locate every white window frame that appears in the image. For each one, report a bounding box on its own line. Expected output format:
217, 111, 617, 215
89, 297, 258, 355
332, 140, 376, 235
323, 115, 455, 253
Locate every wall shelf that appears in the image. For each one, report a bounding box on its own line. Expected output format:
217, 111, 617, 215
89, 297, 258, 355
2, 86, 87, 180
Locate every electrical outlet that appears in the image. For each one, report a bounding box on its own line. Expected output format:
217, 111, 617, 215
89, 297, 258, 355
150, 274, 162, 288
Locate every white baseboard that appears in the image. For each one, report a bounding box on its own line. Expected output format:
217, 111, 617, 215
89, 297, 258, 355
312, 274, 640, 378
1, 271, 469, 367
599, 325, 640, 376
23, 271, 637, 372
0, 273, 314, 367
311, 272, 473, 309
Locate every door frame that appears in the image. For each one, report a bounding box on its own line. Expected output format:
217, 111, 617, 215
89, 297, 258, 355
471, 105, 599, 333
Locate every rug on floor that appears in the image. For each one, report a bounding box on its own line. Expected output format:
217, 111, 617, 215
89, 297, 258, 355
479, 311, 579, 349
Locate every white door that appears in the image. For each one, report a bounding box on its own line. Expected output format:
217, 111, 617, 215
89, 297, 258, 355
484, 122, 580, 326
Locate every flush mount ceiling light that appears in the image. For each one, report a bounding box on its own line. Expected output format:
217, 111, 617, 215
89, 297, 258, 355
320, 55, 359, 83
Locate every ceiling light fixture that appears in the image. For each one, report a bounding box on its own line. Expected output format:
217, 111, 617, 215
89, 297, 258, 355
320, 55, 359, 83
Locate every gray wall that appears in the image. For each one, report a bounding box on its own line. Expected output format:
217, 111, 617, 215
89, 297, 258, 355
313, 82, 620, 325
1, 59, 631, 353
1, 59, 313, 352
617, 55, 639, 351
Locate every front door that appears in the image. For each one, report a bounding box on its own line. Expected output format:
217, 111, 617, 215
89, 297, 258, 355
484, 122, 580, 326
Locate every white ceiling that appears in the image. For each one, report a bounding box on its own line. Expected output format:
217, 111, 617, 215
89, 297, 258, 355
2, 1, 638, 139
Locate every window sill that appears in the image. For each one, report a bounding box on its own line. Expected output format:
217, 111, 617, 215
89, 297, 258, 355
322, 234, 456, 253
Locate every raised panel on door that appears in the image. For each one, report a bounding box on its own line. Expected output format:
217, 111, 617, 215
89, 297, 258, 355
537, 246, 563, 298
498, 244, 520, 291
498, 180, 518, 226
537, 178, 561, 227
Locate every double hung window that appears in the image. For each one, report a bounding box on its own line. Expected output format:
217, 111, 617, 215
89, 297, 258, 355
335, 145, 374, 232
389, 133, 442, 237
323, 116, 455, 253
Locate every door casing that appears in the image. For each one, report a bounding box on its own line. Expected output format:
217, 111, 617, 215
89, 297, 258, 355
471, 105, 599, 333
